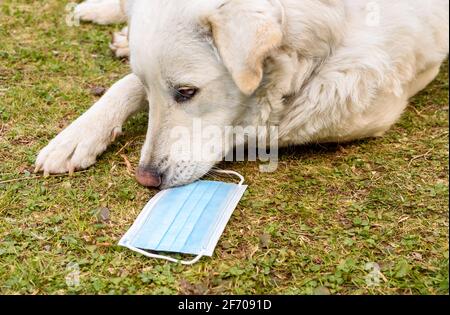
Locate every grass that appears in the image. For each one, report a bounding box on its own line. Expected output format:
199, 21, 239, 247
0, 0, 448, 295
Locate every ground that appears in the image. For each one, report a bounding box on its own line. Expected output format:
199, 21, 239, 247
0, 0, 448, 295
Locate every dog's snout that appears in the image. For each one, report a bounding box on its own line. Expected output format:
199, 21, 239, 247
135, 166, 162, 188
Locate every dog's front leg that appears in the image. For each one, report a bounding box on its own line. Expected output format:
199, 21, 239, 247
35, 74, 146, 176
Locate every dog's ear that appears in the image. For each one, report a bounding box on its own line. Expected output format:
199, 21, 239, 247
203, 0, 284, 96
120, 0, 134, 18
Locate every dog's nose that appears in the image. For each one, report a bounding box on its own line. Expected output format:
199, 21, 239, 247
135, 166, 162, 188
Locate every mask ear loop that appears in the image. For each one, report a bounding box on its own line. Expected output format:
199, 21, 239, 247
126, 245, 205, 265
213, 170, 245, 186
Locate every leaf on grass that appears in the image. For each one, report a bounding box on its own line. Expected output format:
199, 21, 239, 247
90, 86, 106, 97
395, 260, 411, 278
259, 233, 271, 249
314, 286, 331, 295
179, 279, 208, 295
94, 207, 111, 223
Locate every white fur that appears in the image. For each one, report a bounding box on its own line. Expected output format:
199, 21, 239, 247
110, 26, 129, 58
36, 0, 449, 188
74, 0, 127, 25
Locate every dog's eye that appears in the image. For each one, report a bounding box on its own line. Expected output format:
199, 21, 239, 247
174, 87, 198, 103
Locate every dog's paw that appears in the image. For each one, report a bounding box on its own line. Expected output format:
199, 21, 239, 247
110, 26, 130, 58
35, 123, 122, 176
74, 0, 126, 25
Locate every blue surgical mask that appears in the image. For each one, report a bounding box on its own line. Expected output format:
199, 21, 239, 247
119, 171, 248, 265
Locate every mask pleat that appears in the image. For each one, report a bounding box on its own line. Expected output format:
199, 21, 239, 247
167, 182, 223, 253
154, 181, 211, 252
131, 181, 200, 250
179, 182, 235, 254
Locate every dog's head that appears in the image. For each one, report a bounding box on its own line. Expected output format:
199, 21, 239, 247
127, 0, 284, 188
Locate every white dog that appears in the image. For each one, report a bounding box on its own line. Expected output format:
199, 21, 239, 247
35, 0, 449, 188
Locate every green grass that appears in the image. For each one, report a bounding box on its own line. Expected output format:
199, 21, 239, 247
0, 0, 448, 295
